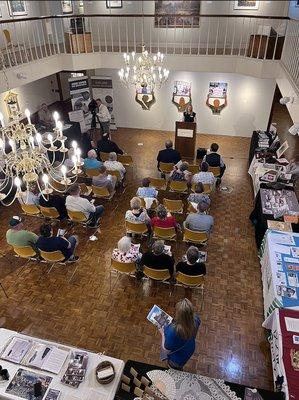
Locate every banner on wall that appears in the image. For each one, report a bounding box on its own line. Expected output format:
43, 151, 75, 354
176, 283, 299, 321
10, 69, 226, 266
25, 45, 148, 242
172, 81, 191, 112
135, 84, 155, 110
91, 76, 117, 130
68, 76, 92, 132
206, 82, 228, 115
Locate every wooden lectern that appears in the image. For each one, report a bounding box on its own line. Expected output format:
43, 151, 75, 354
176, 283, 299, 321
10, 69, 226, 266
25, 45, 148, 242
175, 121, 197, 159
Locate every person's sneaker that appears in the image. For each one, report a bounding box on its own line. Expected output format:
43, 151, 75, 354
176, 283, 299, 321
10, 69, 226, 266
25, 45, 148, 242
67, 256, 79, 263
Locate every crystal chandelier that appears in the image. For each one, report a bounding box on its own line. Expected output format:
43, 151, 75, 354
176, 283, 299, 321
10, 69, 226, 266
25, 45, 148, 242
118, 45, 169, 90
0, 108, 83, 205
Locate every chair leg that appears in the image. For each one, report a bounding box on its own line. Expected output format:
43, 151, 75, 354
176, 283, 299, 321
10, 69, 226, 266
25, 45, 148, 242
0, 283, 8, 298
68, 263, 79, 283
200, 288, 204, 311
47, 263, 56, 275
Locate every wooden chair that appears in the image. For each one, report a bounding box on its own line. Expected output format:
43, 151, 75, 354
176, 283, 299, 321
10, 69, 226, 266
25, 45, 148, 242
125, 220, 148, 236
20, 203, 41, 216
79, 183, 92, 196
39, 206, 60, 220
153, 226, 176, 241
163, 199, 184, 214
100, 152, 110, 161
110, 259, 136, 292
118, 154, 133, 166
92, 185, 115, 200
143, 267, 171, 282
208, 166, 221, 177
139, 197, 158, 209
149, 177, 167, 191
183, 227, 208, 245
159, 162, 174, 174
85, 168, 100, 177
175, 272, 205, 309
169, 180, 188, 194
67, 209, 89, 226
188, 164, 199, 175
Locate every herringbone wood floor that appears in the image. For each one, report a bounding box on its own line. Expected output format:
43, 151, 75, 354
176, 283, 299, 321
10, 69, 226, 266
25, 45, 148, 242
0, 130, 274, 390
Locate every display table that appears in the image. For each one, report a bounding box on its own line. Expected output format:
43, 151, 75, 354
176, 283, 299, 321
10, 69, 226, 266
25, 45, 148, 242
263, 309, 299, 400
0, 328, 124, 400
260, 230, 299, 318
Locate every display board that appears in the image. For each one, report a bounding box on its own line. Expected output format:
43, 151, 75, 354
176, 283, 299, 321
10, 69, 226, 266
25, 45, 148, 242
91, 76, 117, 130
68, 76, 91, 132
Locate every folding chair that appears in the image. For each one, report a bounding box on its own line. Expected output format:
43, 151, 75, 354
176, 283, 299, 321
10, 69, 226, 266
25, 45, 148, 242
187, 202, 197, 214
110, 259, 136, 292
12, 245, 38, 275
125, 220, 148, 236
149, 177, 167, 191
188, 164, 199, 175
92, 185, 115, 200
163, 199, 184, 214
183, 227, 208, 245
20, 203, 41, 217
208, 166, 221, 177
175, 272, 205, 310
169, 180, 188, 194
153, 226, 177, 241
159, 162, 174, 174
107, 169, 122, 183
50, 180, 67, 193
67, 209, 89, 227
139, 197, 158, 210
40, 250, 78, 283
79, 183, 92, 196
191, 183, 212, 194
39, 206, 60, 221
85, 168, 100, 177
143, 267, 171, 282
117, 154, 133, 166
100, 152, 110, 161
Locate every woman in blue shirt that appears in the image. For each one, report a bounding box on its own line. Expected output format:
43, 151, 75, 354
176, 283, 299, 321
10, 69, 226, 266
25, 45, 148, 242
160, 298, 200, 369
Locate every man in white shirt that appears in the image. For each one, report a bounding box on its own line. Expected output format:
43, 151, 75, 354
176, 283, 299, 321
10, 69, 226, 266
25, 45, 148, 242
66, 183, 104, 228
96, 98, 111, 135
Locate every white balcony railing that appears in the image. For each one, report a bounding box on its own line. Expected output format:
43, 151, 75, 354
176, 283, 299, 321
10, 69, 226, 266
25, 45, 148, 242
281, 19, 299, 90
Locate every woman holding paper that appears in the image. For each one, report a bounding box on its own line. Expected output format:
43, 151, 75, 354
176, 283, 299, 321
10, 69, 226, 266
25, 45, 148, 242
160, 298, 201, 370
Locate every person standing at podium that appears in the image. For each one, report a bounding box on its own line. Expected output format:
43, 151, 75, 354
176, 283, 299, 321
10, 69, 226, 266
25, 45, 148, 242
183, 104, 196, 123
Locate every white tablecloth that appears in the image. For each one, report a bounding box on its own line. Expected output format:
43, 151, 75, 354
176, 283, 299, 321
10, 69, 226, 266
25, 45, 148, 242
0, 328, 124, 400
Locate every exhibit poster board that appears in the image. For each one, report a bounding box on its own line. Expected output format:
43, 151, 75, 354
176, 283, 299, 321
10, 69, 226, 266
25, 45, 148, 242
172, 81, 191, 112
91, 76, 117, 130
68, 76, 91, 132
135, 84, 155, 110
206, 82, 228, 115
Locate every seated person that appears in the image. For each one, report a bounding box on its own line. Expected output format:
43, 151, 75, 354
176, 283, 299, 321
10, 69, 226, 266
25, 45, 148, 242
84, 149, 102, 170
203, 143, 226, 178
18, 184, 39, 205
169, 162, 192, 184
36, 223, 78, 261
66, 183, 104, 228
157, 140, 181, 171
176, 246, 206, 276
104, 152, 126, 180
97, 132, 124, 156
39, 193, 68, 220
151, 205, 177, 229
92, 165, 117, 194
192, 161, 216, 187
140, 240, 174, 276
184, 201, 213, 233
188, 182, 211, 208
38, 103, 54, 128
64, 148, 75, 170
6, 216, 38, 248
112, 236, 141, 263
136, 178, 158, 209
125, 197, 150, 224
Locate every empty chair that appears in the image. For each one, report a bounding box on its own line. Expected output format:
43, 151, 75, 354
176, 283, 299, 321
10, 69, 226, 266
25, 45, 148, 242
125, 220, 148, 236
169, 180, 188, 193
117, 154, 133, 166
153, 226, 176, 241
143, 266, 171, 282
100, 152, 110, 161
79, 183, 92, 196
208, 166, 221, 177
20, 203, 40, 216
149, 177, 167, 191
92, 185, 115, 200
159, 162, 174, 174
163, 199, 184, 214
50, 180, 67, 193
183, 227, 208, 245
39, 206, 60, 220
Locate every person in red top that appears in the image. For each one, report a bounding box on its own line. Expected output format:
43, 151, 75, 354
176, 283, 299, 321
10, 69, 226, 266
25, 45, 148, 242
151, 205, 177, 229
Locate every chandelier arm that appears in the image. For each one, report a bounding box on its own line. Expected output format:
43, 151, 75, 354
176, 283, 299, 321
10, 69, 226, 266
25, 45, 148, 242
0, 175, 10, 191
36, 179, 49, 202
0, 179, 15, 206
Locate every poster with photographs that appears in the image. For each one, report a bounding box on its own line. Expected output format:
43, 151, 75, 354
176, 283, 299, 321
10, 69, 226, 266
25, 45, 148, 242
91, 76, 117, 130
68, 75, 91, 132
234, 1, 259, 10
172, 81, 191, 112
155, 1, 200, 28
7, 1, 27, 16
61, 0, 73, 14
6, 368, 52, 400
206, 82, 228, 115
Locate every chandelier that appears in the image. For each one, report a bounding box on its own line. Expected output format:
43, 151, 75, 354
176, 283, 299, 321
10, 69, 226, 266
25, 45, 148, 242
0, 108, 83, 205
118, 45, 169, 90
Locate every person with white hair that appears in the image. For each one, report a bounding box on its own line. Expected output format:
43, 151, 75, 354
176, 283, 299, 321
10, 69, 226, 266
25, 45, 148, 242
84, 149, 102, 170
104, 152, 126, 180
125, 197, 150, 224
112, 236, 141, 263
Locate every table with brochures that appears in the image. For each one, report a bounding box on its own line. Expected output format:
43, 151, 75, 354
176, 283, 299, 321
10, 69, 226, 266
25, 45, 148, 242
0, 328, 124, 400
260, 230, 299, 318
263, 308, 299, 400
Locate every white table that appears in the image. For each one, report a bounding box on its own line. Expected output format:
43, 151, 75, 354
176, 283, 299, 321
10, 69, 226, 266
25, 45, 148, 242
0, 328, 124, 400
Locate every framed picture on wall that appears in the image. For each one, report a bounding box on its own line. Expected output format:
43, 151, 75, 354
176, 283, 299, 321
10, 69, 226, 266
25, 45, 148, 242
155, 1, 200, 28
61, 0, 73, 14
234, 1, 259, 10
106, 0, 122, 8
7, 1, 27, 16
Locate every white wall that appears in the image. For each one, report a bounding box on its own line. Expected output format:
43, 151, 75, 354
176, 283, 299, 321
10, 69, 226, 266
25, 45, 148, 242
289, 0, 299, 19
94, 68, 276, 137
0, 74, 59, 124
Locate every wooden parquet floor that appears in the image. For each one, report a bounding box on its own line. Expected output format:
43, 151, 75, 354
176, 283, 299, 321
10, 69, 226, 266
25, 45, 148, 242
0, 129, 274, 390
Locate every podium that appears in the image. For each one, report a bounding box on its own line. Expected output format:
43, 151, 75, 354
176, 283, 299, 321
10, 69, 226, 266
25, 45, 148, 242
175, 121, 197, 159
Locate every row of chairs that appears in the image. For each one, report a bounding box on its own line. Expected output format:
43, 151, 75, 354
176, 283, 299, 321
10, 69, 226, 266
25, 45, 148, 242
148, 178, 212, 194
159, 162, 221, 177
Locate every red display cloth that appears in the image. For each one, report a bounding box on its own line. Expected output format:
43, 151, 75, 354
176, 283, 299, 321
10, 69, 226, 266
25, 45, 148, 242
279, 309, 299, 400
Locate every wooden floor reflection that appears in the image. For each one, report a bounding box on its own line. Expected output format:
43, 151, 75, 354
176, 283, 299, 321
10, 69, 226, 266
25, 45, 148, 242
0, 130, 274, 389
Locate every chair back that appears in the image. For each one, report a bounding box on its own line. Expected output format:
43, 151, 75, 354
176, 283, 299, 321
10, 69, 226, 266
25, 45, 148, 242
111, 259, 136, 274
153, 226, 176, 240
143, 267, 170, 281
100, 152, 110, 161
79, 183, 92, 196
176, 272, 205, 287
159, 162, 174, 174
3, 29, 11, 45
92, 185, 111, 198
139, 197, 158, 209
118, 154, 133, 166
50, 180, 67, 193
13, 246, 36, 258
169, 180, 188, 193
40, 250, 65, 262
85, 168, 100, 177
20, 203, 40, 216
183, 227, 208, 244
203, 184, 212, 194
188, 164, 199, 174
39, 206, 59, 219
187, 202, 197, 214
107, 169, 122, 181
163, 199, 183, 213
125, 220, 148, 234
149, 177, 167, 190
208, 166, 221, 177
67, 209, 88, 223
